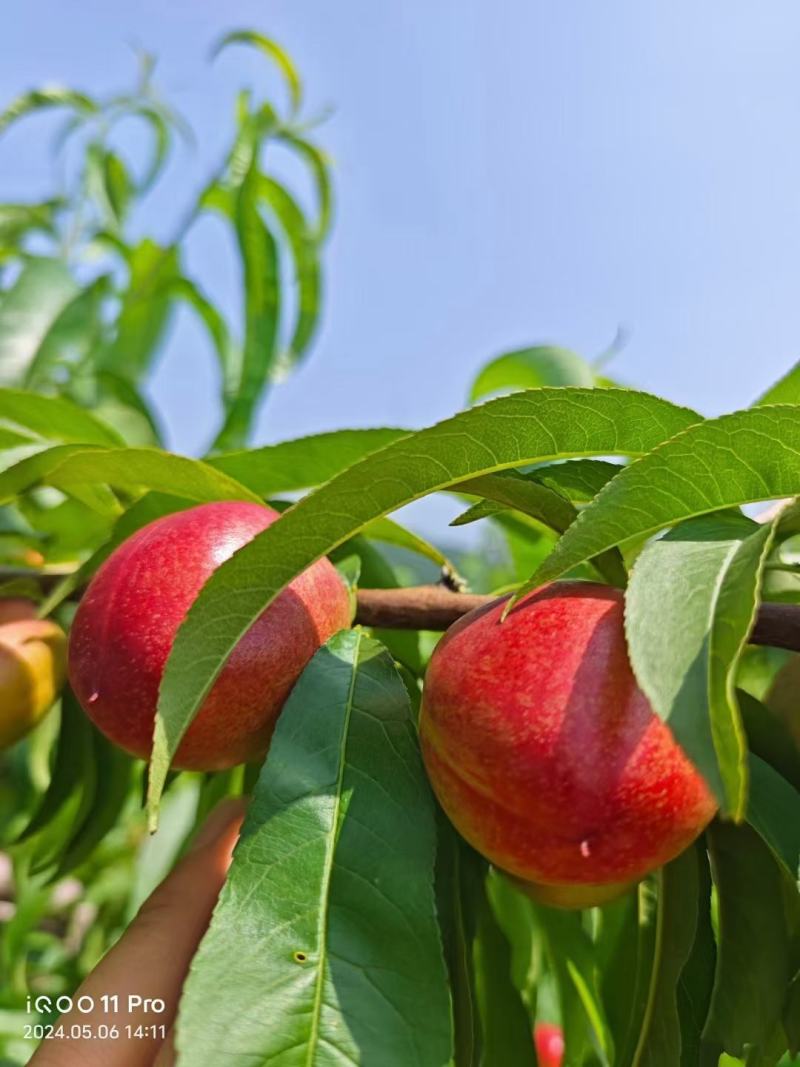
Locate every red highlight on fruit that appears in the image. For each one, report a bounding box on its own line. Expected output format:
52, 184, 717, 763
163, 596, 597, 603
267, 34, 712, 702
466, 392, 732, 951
69, 501, 351, 770
534, 1022, 565, 1067
420, 582, 717, 907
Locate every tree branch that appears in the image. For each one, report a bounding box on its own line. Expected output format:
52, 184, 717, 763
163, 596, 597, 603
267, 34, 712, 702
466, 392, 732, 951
355, 584, 800, 652
4, 569, 800, 651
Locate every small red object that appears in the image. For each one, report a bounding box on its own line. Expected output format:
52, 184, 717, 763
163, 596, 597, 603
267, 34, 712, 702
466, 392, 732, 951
534, 1022, 565, 1067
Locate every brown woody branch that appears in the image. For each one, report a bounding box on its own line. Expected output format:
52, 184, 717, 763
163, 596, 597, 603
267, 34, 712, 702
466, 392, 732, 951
5, 570, 800, 652
355, 584, 800, 652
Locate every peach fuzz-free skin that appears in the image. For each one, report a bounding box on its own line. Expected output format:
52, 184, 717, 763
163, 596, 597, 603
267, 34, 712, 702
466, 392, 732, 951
420, 581, 716, 907
69, 501, 351, 770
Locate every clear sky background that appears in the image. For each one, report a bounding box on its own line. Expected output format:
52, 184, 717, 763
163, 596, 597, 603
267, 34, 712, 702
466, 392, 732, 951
2, 2, 800, 533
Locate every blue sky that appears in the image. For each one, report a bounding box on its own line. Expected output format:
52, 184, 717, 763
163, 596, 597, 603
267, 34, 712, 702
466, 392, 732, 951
3, 2, 800, 532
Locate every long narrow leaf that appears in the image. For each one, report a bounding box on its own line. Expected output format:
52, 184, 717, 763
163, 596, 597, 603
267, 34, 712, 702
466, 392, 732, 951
176, 630, 452, 1065
528, 405, 800, 594
625, 512, 778, 815
151, 388, 700, 821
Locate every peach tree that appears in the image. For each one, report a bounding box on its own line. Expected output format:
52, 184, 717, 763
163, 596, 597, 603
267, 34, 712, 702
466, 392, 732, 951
0, 27, 798, 1067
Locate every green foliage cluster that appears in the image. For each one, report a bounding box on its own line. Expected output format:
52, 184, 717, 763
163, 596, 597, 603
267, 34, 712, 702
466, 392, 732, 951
0, 28, 799, 1067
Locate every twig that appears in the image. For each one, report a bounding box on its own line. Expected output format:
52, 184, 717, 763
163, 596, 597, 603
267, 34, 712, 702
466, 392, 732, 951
4, 569, 800, 651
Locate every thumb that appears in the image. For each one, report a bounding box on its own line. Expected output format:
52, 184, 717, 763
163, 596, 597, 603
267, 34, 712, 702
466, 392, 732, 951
30, 797, 246, 1067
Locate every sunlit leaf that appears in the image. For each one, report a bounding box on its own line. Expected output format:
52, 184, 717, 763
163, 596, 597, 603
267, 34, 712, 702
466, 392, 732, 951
279, 131, 333, 239
212, 29, 303, 115
24, 275, 110, 391
0, 200, 62, 245
0, 387, 122, 446
0, 444, 260, 507
0, 258, 79, 385
176, 631, 452, 1065
209, 427, 410, 493
211, 163, 280, 450
754, 360, 800, 406
455, 469, 626, 586
152, 388, 700, 820
529, 406, 800, 594
259, 175, 321, 373
170, 276, 240, 414
101, 239, 180, 382
469, 345, 596, 403
625, 512, 778, 815
0, 87, 97, 136
92, 369, 164, 446
40, 491, 192, 614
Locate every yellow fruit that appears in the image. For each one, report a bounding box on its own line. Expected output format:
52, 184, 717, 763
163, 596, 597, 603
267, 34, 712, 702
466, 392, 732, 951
0, 608, 67, 749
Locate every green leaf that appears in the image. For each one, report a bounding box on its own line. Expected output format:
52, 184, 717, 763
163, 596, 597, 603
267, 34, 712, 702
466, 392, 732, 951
434, 822, 481, 1065
754, 361, 800, 406
0, 387, 122, 446
40, 491, 192, 614
0, 200, 62, 245
209, 427, 410, 493
738, 689, 800, 793
278, 132, 333, 239
451, 459, 621, 527
437, 843, 534, 1066
212, 29, 303, 114
625, 512, 777, 815
14, 691, 96, 876
85, 145, 132, 230
532, 458, 624, 502
455, 469, 627, 586
211, 164, 281, 450
169, 276, 239, 412
472, 868, 535, 1065
0, 259, 79, 384
785, 973, 800, 1056
362, 515, 452, 571
24, 275, 110, 391
0, 444, 261, 508
676, 844, 717, 1067
176, 631, 452, 1066
704, 822, 799, 1056
152, 387, 699, 820
530, 899, 614, 1064
108, 99, 174, 191
0, 87, 97, 136
598, 893, 651, 1066
92, 369, 164, 446
55, 730, 135, 877
330, 536, 423, 673
258, 174, 321, 374
468, 345, 596, 403
747, 754, 800, 880
529, 406, 800, 592
630, 847, 702, 1067
101, 239, 179, 382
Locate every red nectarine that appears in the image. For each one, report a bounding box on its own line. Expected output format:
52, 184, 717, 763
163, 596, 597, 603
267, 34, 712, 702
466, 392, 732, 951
69, 501, 351, 770
420, 582, 716, 907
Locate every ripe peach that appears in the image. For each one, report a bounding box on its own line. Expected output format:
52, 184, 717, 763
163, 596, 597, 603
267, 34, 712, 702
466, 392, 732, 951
420, 582, 716, 907
69, 502, 351, 769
